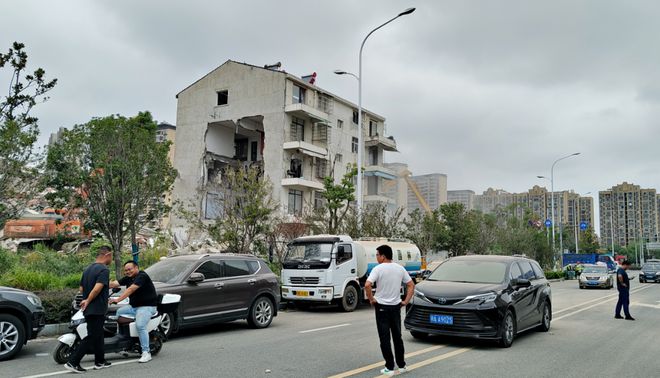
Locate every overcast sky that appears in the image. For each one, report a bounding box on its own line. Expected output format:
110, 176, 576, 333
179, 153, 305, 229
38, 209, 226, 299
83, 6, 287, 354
3, 0, 660, 235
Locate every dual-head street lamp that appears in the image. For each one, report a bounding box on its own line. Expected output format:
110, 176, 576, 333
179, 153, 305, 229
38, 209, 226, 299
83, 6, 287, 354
334, 7, 416, 218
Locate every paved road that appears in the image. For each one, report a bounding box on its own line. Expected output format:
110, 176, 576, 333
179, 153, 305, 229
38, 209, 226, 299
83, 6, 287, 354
2, 273, 659, 378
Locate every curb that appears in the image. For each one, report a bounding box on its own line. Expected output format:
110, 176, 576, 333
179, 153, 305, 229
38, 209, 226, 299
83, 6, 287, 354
548, 278, 565, 283
39, 323, 69, 337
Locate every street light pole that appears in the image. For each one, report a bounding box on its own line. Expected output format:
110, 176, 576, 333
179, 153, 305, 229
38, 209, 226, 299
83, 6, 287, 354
574, 191, 591, 254
335, 7, 415, 218
545, 153, 580, 268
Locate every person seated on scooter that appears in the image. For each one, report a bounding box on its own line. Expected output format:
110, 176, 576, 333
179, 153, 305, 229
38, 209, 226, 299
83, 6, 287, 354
109, 261, 158, 363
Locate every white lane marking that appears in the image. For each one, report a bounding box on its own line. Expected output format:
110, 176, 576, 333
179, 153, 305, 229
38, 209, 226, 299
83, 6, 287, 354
632, 302, 660, 309
20, 359, 139, 378
554, 285, 652, 322
299, 323, 351, 334
552, 283, 652, 315
34, 353, 49, 357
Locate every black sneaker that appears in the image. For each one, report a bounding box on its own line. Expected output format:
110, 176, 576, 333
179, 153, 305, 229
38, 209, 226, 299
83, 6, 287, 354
64, 362, 87, 374
625, 316, 636, 321
614, 315, 624, 319
94, 361, 112, 369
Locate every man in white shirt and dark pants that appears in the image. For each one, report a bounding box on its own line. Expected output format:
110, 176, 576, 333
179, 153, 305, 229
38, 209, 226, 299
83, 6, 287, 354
365, 244, 415, 376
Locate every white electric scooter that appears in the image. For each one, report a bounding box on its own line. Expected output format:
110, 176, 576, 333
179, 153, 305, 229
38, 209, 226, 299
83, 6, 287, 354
53, 293, 180, 364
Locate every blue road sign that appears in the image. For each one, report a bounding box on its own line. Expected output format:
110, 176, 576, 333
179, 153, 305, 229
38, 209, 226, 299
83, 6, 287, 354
545, 219, 552, 227
580, 222, 588, 231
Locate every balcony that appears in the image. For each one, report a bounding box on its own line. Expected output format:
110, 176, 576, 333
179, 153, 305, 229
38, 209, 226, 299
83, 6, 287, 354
285, 102, 329, 123
364, 134, 398, 152
363, 194, 395, 204
281, 177, 324, 191
283, 141, 327, 159
363, 165, 397, 180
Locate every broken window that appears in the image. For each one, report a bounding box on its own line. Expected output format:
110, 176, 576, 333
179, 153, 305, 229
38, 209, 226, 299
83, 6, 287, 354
288, 158, 302, 178
217, 90, 228, 106
288, 189, 303, 215
293, 85, 306, 104
235, 138, 248, 161
352, 110, 358, 124
369, 120, 377, 136
315, 158, 328, 179
314, 191, 326, 209
312, 123, 329, 146
351, 137, 358, 153
250, 141, 258, 162
290, 117, 305, 141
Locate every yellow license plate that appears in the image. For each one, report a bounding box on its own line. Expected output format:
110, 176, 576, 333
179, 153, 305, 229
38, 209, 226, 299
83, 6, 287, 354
296, 291, 309, 297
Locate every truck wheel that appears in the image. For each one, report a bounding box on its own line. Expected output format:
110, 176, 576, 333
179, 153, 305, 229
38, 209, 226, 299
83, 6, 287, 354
0, 314, 26, 361
339, 286, 358, 312
53, 342, 74, 364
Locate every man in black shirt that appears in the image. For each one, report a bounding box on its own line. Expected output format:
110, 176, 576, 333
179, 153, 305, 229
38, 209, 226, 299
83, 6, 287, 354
615, 260, 635, 320
65, 246, 113, 374
110, 261, 158, 363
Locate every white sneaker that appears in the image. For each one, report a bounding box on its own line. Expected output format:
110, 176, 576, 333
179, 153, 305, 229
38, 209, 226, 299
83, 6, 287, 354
398, 367, 408, 374
139, 352, 152, 363
380, 368, 396, 376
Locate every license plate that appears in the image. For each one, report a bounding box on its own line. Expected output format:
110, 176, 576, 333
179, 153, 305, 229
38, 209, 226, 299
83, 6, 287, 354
588, 281, 599, 285
429, 314, 453, 325
296, 290, 309, 297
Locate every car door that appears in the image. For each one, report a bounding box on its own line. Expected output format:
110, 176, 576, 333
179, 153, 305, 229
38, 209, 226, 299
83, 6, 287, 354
335, 244, 356, 292
216, 259, 253, 319
178, 259, 224, 323
508, 262, 528, 327
516, 261, 538, 329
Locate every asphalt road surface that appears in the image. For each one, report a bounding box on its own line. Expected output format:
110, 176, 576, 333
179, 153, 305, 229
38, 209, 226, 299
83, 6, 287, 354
2, 273, 658, 378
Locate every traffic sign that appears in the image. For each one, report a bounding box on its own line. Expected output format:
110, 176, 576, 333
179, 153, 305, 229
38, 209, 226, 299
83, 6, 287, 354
545, 219, 552, 227
580, 222, 588, 231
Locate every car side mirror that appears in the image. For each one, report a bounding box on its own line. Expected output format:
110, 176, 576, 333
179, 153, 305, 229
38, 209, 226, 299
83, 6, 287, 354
188, 272, 205, 284
512, 278, 531, 288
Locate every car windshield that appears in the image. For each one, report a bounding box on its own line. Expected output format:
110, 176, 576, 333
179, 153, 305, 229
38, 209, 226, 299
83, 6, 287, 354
427, 259, 507, 284
583, 266, 608, 274
642, 264, 660, 271
284, 242, 333, 264
144, 259, 192, 284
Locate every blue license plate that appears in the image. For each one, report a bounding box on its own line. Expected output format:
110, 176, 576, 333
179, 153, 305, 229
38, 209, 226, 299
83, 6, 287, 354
430, 314, 453, 325
588, 281, 599, 285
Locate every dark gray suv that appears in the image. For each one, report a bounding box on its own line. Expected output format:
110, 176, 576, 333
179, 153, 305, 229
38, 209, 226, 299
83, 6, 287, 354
0, 286, 45, 361
142, 253, 280, 335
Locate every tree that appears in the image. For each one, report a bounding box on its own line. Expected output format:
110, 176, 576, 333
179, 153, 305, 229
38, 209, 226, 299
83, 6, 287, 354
305, 165, 357, 235
578, 226, 600, 254
207, 166, 279, 254
438, 202, 478, 256
266, 221, 307, 273
343, 202, 404, 239
472, 212, 497, 254
45, 112, 177, 276
0, 42, 57, 227
402, 209, 445, 255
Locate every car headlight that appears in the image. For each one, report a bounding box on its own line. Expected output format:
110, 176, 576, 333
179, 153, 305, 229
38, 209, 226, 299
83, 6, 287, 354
27, 295, 42, 307
414, 289, 432, 303
455, 292, 497, 305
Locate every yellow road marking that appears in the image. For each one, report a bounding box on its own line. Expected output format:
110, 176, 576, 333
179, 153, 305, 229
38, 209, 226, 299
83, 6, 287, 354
374, 348, 472, 377
327, 345, 446, 378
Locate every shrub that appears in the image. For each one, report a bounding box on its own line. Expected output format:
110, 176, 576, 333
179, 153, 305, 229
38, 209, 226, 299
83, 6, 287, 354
62, 273, 83, 289
544, 270, 566, 280
0, 268, 63, 291
38, 289, 78, 324
0, 248, 19, 275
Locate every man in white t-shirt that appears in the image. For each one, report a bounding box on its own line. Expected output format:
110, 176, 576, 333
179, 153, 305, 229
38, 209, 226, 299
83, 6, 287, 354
365, 245, 415, 376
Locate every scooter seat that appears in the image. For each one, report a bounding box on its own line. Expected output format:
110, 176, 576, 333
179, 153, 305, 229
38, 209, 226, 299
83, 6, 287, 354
116, 316, 133, 325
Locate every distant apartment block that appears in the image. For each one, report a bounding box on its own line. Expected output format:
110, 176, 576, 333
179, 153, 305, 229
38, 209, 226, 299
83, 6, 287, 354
599, 182, 658, 248
407, 173, 447, 213
447, 190, 475, 211
170, 60, 398, 227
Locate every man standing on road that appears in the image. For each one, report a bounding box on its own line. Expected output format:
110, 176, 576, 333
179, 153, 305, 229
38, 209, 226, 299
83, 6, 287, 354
365, 245, 415, 376
65, 246, 113, 373
615, 260, 635, 320
110, 261, 159, 363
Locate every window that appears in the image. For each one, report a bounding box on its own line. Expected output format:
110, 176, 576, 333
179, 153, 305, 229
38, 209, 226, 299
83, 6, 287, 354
337, 244, 353, 264
531, 262, 545, 279
247, 260, 260, 274
369, 120, 377, 136
315, 159, 328, 179
518, 261, 536, 280
217, 90, 228, 106
509, 263, 523, 281
314, 191, 325, 209
291, 117, 305, 141
407, 251, 412, 260
351, 137, 358, 153
224, 260, 251, 277
352, 111, 359, 124
337, 119, 343, 129
292, 85, 306, 104
397, 250, 403, 260
250, 141, 258, 162
288, 189, 303, 215
195, 260, 223, 280
335, 153, 342, 163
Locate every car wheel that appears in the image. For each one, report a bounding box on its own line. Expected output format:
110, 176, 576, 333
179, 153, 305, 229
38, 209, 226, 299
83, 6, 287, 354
159, 312, 175, 339
248, 296, 274, 329
499, 310, 516, 348
0, 314, 26, 362
537, 302, 551, 332
53, 341, 75, 364
410, 331, 428, 340
339, 285, 359, 312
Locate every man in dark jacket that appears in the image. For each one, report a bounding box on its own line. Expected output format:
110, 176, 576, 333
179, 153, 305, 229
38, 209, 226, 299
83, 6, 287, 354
615, 260, 635, 320
65, 246, 113, 373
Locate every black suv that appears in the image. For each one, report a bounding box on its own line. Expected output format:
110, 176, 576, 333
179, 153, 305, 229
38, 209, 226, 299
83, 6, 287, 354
75, 253, 280, 336
405, 255, 551, 348
639, 261, 660, 283
0, 286, 46, 361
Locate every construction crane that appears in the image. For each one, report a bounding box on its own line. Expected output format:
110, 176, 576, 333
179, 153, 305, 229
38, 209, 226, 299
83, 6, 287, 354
400, 169, 432, 215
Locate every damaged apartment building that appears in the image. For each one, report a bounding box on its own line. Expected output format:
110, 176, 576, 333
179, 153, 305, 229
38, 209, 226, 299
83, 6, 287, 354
171, 60, 399, 227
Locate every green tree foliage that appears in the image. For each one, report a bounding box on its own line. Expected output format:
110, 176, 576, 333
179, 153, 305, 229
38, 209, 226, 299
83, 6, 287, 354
343, 202, 405, 239
305, 165, 357, 235
402, 209, 445, 256
438, 202, 478, 256
45, 112, 177, 276
578, 226, 600, 253
208, 166, 279, 254
0, 42, 57, 227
